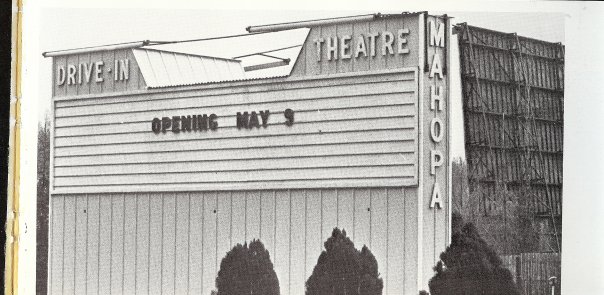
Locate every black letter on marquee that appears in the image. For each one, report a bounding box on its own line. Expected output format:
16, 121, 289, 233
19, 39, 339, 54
209, 114, 218, 130
284, 109, 295, 126
151, 118, 161, 134
198, 114, 208, 131
248, 111, 260, 129
259, 110, 270, 128
172, 116, 181, 133
161, 117, 171, 133
181, 116, 192, 132
237, 112, 249, 129
192, 115, 198, 131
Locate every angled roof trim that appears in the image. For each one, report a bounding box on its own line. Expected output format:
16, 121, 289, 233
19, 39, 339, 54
43, 40, 150, 57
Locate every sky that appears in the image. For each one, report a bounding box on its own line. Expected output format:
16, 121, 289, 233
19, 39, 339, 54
18, 2, 604, 294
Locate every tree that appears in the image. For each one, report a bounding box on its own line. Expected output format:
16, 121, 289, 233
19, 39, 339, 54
306, 228, 383, 295
37, 119, 51, 295
428, 213, 520, 295
452, 158, 541, 254
215, 239, 279, 295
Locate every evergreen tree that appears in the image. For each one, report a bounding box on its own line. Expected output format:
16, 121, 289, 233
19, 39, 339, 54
306, 228, 383, 295
428, 213, 520, 295
215, 239, 279, 295
37, 120, 51, 295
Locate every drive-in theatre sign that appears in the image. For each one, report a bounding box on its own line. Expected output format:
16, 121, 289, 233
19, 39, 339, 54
45, 12, 450, 294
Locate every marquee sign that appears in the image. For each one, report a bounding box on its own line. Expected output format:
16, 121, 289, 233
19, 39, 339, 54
47, 12, 451, 295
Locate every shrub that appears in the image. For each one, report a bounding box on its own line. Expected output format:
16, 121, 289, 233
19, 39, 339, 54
215, 239, 279, 295
306, 228, 383, 295
428, 213, 520, 295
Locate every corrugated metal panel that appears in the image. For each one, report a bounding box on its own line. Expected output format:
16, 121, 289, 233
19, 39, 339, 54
51, 69, 419, 194
132, 48, 246, 88
150, 28, 308, 81
49, 188, 419, 295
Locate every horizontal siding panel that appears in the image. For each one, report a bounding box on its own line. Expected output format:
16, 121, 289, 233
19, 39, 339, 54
52, 178, 412, 194
55, 117, 413, 147
55, 68, 416, 108
55, 129, 413, 157
55, 78, 415, 118
55, 92, 415, 128
54, 165, 414, 187
55, 153, 415, 176
55, 141, 414, 166
55, 103, 415, 137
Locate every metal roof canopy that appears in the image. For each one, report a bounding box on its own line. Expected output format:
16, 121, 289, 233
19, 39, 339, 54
132, 48, 246, 88
42, 40, 151, 57
145, 28, 309, 78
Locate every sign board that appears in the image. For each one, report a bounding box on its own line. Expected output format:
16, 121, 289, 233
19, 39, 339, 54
48, 13, 451, 294
52, 48, 145, 97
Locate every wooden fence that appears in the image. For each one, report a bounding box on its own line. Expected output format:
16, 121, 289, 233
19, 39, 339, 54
502, 252, 561, 295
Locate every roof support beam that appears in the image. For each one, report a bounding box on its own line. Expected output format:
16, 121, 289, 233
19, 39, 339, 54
243, 60, 290, 72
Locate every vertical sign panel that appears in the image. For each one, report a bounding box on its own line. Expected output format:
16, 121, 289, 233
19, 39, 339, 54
188, 194, 203, 294
148, 194, 163, 293
135, 194, 150, 294
174, 193, 190, 294
274, 190, 291, 295
386, 188, 406, 293
110, 194, 124, 295
202, 193, 218, 295
97, 196, 112, 295
419, 14, 450, 289
86, 195, 100, 295
289, 190, 306, 295
305, 190, 322, 280
49, 196, 64, 295
123, 195, 137, 294
74, 196, 88, 293
260, 191, 276, 257
216, 192, 232, 270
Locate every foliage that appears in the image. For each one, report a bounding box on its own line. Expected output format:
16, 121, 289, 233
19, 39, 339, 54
37, 120, 51, 294
215, 239, 279, 295
452, 158, 541, 254
306, 228, 383, 295
37, 120, 50, 220
428, 213, 520, 295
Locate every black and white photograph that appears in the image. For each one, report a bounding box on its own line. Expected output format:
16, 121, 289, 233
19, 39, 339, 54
8, 1, 604, 294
